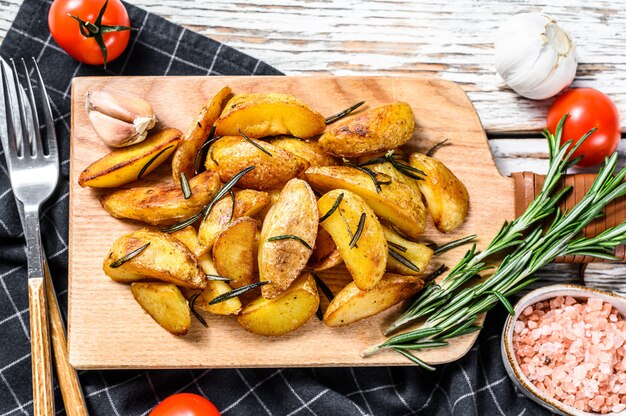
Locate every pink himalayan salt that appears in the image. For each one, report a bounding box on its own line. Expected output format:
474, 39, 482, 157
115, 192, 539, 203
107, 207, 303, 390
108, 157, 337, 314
513, 296, 626, 414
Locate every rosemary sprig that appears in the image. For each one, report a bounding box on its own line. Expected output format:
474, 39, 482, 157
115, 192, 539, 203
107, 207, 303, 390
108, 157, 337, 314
239, 129, 273, 157
208, 281, 269, 305
325, 100, 365, 125
267, 235, 313, 250
384, 150, 425, 180
425, 139, 450, 157
349, 213, 366, 248
180, 172, 192, 199
194, 125, 217, 174
189, 293, 208, 327
319, 192, 344, 222
137, 145, 174, 180
362, 119, 626, 369
109, 242, 150, 268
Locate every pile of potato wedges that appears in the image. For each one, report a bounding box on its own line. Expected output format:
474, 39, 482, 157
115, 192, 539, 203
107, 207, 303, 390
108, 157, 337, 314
80, 87, 470, 337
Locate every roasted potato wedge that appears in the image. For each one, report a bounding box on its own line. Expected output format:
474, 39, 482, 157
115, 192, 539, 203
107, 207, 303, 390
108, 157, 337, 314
103, 229, 206, 289
270, 137, 340, 168
204, 136, 308, 190
237, 272, 319, 336
215, 93, 325, 139
171, 86, 231, 182
306, 166, 426, 239
131, 282, 191, 335
409, 153, 469, 233
79, 127, 181, 188
100, 170, 220, 227
309, 227, 343, 271
383, 226, 433, 275
171, 226, 209, 258
198, 189, 270, 249
323, 274, 424, 327
213, 217, 257, 289
318, 189, 387, 291
318, 103, 414, 157
259, 179, 318, 299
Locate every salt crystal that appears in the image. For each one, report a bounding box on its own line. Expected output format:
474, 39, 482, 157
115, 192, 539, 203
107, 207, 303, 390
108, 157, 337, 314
522, 306, 533, 316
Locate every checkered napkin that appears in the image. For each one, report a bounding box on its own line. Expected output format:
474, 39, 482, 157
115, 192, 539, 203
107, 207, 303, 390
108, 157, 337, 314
0, 0, 548, 414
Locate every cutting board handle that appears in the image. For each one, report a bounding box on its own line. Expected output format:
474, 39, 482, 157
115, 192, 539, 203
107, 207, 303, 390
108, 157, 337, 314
512, 172, 626, 263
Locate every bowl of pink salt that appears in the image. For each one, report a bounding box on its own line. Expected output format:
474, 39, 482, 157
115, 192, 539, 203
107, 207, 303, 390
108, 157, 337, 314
502, 284, 626, 416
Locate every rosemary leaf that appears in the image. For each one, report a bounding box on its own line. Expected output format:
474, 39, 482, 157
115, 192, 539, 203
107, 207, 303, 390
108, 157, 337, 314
110, 242, 150, 268
206, 274, 232, 282
180, 172, 192, 199
487, 291, 515, 315
432, 235, 477, 255
316, 306, 324, 321
325, 100, 365, 124
391, 341, 448, 350
349, 213, 366, 248
343, 159, 385, 192
160, 210, 204, 233
137, 145, 174, 180
189, 293, 208, 327
208, 281, 269, 305
267, 235, 312, 250
228, 189, 236, 222
384, 150, 426, 180
425, 139, 450, 157
239, 129, 272, 157
319, 192, 344, 222
391, 348, 436, 371
387, 241, 407, 252
313, 273, 335, 302
194, 125, 217, 174
423, 265, 449, 283
388, 248, 420, 272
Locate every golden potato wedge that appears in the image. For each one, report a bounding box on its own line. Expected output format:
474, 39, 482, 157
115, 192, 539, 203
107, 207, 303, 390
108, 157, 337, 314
171, 226, 209, 258
306, 166, 426, 239
198, 189, 270, 250
318, 189, 387, 291
79, 127, 181, 188
259, 178, 318, 299
383, 226, 433, 276
213, 217, 257, 289
103, 229, 206, 289
204, 135, 308, 190
215, 93, 325, 139
408, 153, 470, 233
131, 282, 191, 335
323, 274, 424, 327
269, 137, 340, 168
237, 272, 319, 336
318, 103, 415, 157
171, 86, 231, 182
309, 227, 343, 271
100, 170, 220, 227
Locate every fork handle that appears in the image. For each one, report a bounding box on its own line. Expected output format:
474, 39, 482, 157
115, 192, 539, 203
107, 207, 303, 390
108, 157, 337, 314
44, 263, 89, 416
29, 277, 54, 416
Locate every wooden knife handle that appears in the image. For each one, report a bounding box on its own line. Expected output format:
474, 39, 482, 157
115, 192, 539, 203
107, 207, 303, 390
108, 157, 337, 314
512, 172, 626, 263
29, 278, 54, 416
44, 264, 89, 416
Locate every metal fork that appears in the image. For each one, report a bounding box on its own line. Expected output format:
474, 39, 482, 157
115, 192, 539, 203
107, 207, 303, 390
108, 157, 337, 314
1, 57, 58, 416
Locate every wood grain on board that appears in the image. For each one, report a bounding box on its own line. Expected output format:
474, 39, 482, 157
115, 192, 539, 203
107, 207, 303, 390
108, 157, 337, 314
68, 76, 514, 369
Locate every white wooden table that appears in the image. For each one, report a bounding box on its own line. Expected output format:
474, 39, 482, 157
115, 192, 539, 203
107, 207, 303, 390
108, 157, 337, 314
1, 0, 625, 289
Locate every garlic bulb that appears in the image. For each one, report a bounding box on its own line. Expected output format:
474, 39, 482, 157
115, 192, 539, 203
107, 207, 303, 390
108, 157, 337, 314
495, 13, 577, 100
86, 89, 157, 147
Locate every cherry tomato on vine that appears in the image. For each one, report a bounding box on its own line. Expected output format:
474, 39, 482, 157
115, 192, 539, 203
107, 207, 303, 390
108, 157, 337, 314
48, 0, 134, 66
150, 393, 221, 416
547, 88, 621, 168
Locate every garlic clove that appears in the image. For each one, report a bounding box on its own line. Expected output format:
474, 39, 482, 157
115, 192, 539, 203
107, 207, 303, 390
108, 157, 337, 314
88, 110, 145, 147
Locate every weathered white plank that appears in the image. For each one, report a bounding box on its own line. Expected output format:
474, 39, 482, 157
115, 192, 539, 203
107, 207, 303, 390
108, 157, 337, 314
1, 0, 626, 134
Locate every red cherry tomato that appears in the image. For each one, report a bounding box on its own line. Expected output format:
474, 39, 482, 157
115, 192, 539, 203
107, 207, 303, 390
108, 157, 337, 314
547, 88, 620, 167
150, 393, 221, 416
48, 0, 132, 66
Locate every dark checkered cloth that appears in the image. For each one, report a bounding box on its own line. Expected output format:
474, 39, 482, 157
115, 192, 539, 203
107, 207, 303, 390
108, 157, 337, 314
0, 0, 548, 414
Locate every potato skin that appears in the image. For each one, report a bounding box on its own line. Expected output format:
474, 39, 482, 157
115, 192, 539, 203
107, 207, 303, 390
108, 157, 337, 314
317, 189, 387, 291
258, 179, 318, 299
237, 272, 319, 336
131, 282, 191, 335
100, 170, 220, 226
306, 165, 426, 240
79, 127, 181, 188
318, 102, 415, 157
213, 217, 258, 289
215, 93, 326, 139
323, 274, 424, 327
309, 227, 343, 271
103, 229, 206, 289
269, 137, 340, 168
205, 135, 308, 190
198, 189, 270, 250
171, 86, 232, 181
408, 153, 469, 233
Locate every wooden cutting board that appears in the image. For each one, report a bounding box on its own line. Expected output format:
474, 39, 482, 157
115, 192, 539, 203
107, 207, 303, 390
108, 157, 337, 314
68, 76, 514, 369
